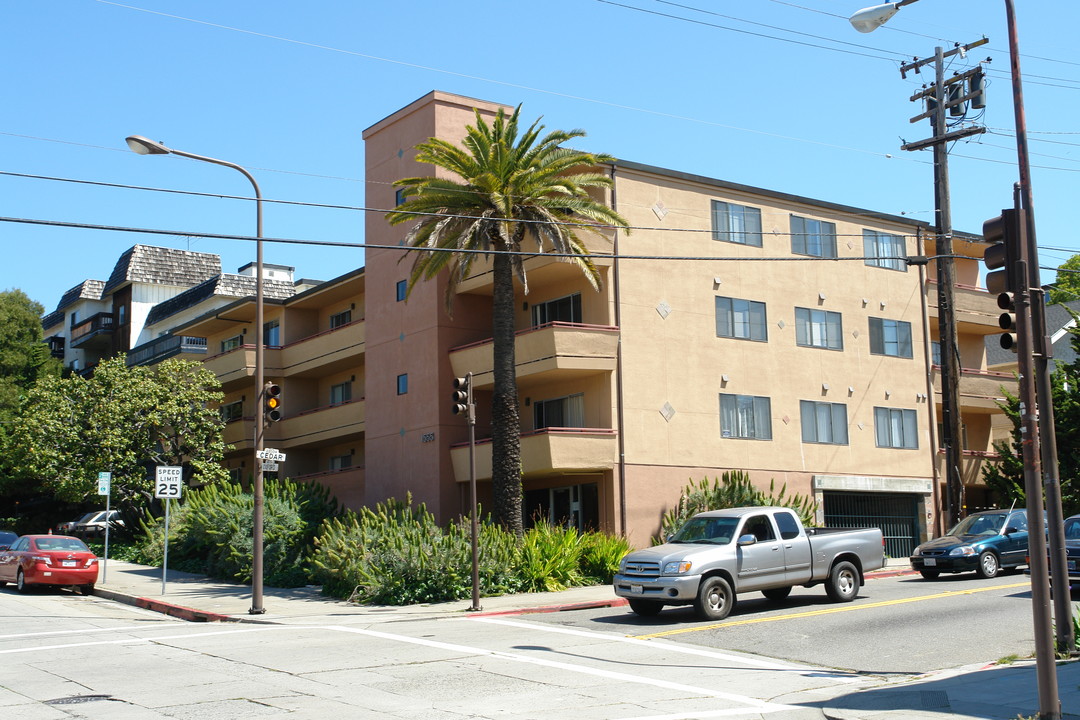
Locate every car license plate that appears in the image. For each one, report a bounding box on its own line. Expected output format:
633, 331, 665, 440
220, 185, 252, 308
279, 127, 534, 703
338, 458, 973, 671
631, 584, 643, 595
924, 558, 937, 567
62, 560, 76, 567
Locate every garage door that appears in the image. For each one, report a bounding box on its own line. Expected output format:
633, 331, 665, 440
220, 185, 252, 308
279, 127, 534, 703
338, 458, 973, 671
822, 491, 920, 559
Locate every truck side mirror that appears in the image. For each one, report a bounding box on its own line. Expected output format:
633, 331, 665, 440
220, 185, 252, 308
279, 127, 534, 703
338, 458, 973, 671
737, 534, 757, 546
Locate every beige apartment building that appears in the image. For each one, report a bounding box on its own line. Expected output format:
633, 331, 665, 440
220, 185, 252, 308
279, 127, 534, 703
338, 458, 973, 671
40, 91, 1015, 552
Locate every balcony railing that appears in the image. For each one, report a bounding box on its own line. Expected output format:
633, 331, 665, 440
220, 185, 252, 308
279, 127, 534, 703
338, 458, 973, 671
450, 426, 617, 482
70, 312, 115, 347
126, 335, 208, 367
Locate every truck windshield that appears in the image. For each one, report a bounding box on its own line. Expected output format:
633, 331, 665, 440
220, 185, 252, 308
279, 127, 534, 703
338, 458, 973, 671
671, 516, 739, 544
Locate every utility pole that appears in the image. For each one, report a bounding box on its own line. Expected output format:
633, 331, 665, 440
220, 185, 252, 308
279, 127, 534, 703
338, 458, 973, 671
899, 39, 987, 532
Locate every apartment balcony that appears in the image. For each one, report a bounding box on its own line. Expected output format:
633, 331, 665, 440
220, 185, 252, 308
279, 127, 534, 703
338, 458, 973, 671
926, 282, 1003, 335
69, 312, 115, 350
937, 449, 1001, 487
222, 417, 253, 452
294, 466, 365, 509
280, 320, 365, 378
449, 322, 618, 387
276, 398, 365, 450
455, 244, 615, 296
201, 345, 283, 392
931, 366, 1016, 413
126, 335, 208, 367
450, 427, 617, 482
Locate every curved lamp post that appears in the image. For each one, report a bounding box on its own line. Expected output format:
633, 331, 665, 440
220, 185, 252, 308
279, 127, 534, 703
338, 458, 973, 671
125, 135, 268, 615
847, 3, 1070, 716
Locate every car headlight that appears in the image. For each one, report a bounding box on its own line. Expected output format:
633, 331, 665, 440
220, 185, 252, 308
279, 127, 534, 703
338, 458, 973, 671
663, 561, 693, 574
912, 546, 922, 555
949, 546, 976, 557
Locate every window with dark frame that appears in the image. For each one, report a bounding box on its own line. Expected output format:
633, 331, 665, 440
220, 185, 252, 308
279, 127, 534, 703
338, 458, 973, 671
715, 296, 767, 341
329, 309, 352, 329
800, 400, 849, 445
790, 215, 837, 258
330, 381, 352, 405
711, 200, 763, 247
863, 229, 907, 272
869, 317, 913, 358
396, 374, 408, 395
396, 280, 407, 302
719, 393, 772, 440
531, 293, 582, 326
875, 407, 918, 448
795, 307, 843, 350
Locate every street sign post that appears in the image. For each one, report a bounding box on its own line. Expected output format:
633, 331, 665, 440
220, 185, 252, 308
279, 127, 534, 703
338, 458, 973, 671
155, 466, 183, 594
97, 472, 111, 583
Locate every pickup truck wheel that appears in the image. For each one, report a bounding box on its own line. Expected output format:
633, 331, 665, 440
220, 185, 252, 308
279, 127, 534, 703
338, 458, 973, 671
628, 599, 663, 617
919, 570, 940, 580
976, 551, 1000, 579
762, 586, 792, 602
694, 576, 735, 621
826, 561, 859, 602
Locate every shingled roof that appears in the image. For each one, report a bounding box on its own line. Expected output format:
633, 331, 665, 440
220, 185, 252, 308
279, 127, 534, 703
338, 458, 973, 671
102, 245, 222, 296
144, 273, 298, 326
54, 279, 105, 312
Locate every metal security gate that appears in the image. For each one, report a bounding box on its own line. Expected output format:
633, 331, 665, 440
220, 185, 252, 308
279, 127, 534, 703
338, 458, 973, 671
822, 491, 921, 559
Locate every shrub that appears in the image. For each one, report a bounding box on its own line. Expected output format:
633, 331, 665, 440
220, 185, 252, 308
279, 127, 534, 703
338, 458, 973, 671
137, 477, 339, 587
658, 471, 818, 542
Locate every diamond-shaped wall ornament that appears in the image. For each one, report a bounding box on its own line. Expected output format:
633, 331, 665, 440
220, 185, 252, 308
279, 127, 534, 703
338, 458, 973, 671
777, 319, 785, 330
656, 301, 671, 319
660, 402, 676, 422
857, 422, 865, 431
652, 201, 669, 220
782, 415, 791, 425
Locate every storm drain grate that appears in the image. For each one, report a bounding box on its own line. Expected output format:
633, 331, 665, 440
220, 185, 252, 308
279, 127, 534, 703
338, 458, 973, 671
46, 694, 113, 705
920, 690, 951, 709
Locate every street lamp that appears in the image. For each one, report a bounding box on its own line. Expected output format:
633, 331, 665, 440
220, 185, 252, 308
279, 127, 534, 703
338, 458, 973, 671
125, 135, 269, 615
847, 2, 1069, 717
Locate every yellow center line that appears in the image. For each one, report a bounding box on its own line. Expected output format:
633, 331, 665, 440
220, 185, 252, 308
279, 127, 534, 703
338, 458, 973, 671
632, 581, 1030, 639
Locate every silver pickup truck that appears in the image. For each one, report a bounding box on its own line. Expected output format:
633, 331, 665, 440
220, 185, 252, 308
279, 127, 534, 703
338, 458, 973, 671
613, 506, 885, 620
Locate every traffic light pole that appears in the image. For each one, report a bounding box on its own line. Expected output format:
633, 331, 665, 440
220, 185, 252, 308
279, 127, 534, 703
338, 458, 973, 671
453, 374, 481, 612
1003, 0, 1073, 657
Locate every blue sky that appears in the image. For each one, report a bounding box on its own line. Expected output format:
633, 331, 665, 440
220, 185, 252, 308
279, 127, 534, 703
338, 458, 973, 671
3, 0, 1078, 312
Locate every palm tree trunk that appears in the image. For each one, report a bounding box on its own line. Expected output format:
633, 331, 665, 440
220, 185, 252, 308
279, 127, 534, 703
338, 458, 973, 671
490, 251, 523, 534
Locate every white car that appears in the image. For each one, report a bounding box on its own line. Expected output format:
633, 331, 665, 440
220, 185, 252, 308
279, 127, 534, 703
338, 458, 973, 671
68, 510, 123, 538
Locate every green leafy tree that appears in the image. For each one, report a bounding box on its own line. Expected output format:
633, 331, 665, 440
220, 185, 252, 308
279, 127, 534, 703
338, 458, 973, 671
1049, 254, 1080, 305
0, 289, 60, 422
6, 356, 230, 527
983, 316, 1080, 516
386, 106, 629, 534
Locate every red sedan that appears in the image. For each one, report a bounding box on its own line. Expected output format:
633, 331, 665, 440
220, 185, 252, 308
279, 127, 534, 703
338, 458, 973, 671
0, 535, 98, 594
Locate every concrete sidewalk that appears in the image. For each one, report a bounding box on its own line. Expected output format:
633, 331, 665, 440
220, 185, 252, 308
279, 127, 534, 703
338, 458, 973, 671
87, 558, 1079, 720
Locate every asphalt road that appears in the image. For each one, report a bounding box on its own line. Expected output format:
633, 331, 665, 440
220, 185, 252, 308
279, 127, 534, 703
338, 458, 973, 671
529, 570, 1039, 674
2, 585, 878, 720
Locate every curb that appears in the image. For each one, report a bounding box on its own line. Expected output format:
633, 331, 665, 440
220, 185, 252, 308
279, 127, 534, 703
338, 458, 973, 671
93, 587, 259, 624
472, 597, 629, 618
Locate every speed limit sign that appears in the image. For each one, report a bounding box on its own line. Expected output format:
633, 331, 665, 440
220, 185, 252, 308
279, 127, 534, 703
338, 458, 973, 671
155, 466, 183, 499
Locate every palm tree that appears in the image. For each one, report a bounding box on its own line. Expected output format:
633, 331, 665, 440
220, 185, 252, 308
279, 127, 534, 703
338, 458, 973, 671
386, 105, 629, 534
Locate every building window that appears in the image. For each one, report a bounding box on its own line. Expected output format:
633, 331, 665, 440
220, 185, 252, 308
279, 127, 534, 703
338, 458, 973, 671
863, 230, 907, 272
931, 341, 942, 365
711, 200, 762, 247
263, 319, 280, 346
795, 307, 843, 350
791, 215, 837, 258
715, 296, 767, 341
800, 401, 849, 445
720, 394, 772, 440
875, 407, 919, 449
395, 188, 408, 206
534, 393, 585, 430
396, 280, 407, 302
220, 400, 243, 423
869, 317, 913, 358
532, 293, 582, 326
329, 454, 353, 471
397, 374, 408, 395
329, 309, 352, 329
330, 381, 352, 405
221, 334, 243, 353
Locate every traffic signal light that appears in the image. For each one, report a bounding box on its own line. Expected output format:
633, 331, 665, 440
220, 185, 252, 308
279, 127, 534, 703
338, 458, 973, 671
264, 382, 282, 422
451, 376, 471, 416
983, 208, 1025, 353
